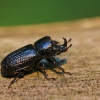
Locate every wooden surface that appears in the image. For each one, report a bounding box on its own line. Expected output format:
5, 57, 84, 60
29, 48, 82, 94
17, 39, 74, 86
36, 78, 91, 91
0, 17, 100, 100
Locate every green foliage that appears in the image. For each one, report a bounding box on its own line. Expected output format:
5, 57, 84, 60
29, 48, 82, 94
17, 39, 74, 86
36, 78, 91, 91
0, 0, 100, 26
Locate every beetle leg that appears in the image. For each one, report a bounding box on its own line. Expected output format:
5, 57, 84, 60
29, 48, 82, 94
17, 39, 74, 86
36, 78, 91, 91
38, 63, 56, 80
46, 57, 72, 75
8, 71, 24, 89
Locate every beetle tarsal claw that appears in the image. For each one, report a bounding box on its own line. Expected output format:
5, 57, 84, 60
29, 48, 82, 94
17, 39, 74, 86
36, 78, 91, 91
65, 72, 72, 75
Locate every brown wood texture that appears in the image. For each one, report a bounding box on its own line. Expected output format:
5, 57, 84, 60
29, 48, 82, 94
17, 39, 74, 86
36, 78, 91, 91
0, 17, 100, 100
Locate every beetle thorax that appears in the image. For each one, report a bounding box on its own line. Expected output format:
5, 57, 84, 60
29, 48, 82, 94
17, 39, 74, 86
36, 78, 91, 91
34, 36, 53, 57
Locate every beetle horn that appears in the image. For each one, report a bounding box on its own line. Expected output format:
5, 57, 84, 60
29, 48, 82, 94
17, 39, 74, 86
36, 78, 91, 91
62, 38, 67, 46
59, 38, 72, 52
62, 38, 72, 46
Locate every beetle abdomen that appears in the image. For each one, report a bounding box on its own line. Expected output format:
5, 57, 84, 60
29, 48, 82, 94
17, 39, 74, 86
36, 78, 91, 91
6, 46, 36, 67
1, 44, 40, 74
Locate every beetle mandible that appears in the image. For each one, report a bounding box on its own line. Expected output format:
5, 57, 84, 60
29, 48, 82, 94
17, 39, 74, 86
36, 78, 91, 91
1, 36, 72, 88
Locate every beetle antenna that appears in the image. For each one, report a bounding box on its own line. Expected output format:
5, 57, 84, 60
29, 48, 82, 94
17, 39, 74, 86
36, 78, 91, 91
67, 38, 72, 43
67, 44, 72, 50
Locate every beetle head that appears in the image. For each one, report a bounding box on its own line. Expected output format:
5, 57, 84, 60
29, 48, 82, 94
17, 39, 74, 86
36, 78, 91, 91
51, 37, 72, 56
34, 36, 72, 58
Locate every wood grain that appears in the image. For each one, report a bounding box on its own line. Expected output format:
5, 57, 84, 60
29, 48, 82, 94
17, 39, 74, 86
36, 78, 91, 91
0, 17, 100, 100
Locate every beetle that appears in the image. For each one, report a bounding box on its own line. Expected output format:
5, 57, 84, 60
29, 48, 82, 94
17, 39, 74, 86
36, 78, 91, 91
1, 36, 72, 88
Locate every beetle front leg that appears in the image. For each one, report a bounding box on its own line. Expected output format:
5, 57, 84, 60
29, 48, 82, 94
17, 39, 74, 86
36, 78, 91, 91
8, 71, 24, 89
37, 63, 56, 80
46, 57, 72, 75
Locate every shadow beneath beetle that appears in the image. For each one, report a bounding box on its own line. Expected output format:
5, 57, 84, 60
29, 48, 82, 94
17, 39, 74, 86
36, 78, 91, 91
24, 57, 67, 76
40, 57, 67, 74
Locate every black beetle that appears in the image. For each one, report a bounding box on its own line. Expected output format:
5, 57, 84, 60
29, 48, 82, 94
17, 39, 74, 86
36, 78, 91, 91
1, 36, 72, 88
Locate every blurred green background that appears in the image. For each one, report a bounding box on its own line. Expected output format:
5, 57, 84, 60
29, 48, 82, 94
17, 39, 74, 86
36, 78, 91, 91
0, 0, 100, 26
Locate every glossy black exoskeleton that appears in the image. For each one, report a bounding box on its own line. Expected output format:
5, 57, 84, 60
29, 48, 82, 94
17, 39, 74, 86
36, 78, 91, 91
1, 36, 72, 88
